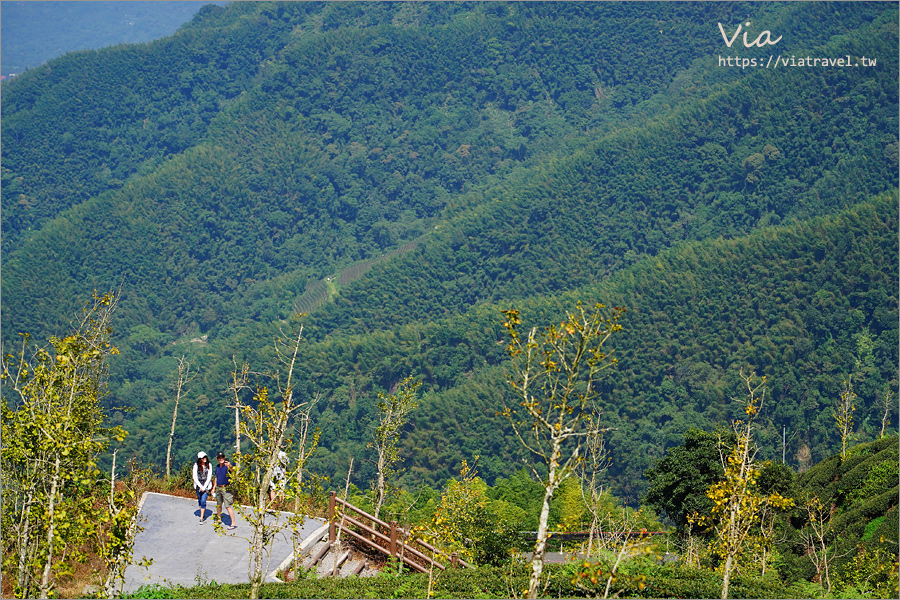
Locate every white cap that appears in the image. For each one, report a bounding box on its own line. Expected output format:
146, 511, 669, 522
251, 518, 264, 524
197, 451, 208, 459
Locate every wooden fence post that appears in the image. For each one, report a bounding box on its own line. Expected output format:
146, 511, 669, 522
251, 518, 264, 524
451, 552, 458, 568
390, 521, 398, 558
328, 491, 336, 542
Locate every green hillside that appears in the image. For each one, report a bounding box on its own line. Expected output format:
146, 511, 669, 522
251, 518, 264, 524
1, 2, 897, 503
3, 1, 785, 335
308, 18, 899, 336
114, 193, 898, 501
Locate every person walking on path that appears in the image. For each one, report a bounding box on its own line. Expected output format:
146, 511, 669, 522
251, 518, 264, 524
192, 451, 213, 523
213, 451, 238, 530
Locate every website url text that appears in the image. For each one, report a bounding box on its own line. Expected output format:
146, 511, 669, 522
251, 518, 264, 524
718, 55, 877, 69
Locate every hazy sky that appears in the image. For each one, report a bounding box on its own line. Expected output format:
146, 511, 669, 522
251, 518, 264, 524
1, 1, 225, 75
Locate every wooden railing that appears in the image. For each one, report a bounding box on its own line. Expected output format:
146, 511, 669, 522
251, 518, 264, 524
327, 491, 472, 574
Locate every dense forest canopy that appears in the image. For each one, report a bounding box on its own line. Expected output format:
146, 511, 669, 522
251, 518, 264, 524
1, 2, 897, 504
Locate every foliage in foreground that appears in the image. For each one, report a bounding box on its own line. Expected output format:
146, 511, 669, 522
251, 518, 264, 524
501, 302, 624, 599
646, 433, 898, 599
0, 293, 142, 599
126, 560, 802, 599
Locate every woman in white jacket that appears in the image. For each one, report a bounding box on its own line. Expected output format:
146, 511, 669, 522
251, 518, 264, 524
192, 451, 214, 523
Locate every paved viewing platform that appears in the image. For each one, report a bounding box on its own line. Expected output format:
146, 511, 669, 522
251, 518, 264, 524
122, 492, 325, 594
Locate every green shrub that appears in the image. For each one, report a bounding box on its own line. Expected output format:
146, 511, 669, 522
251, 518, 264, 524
778, 550, 818, 587
828, 487, 899, 540
784, 580, 827, 599
849, 457, 900, 505
837, 448, 898, 503
122, 559, 827, 599
799, 455, 842, 494
839, 450, 876, 481
605, 562, 791, 599
861, 436, 899, 456
872, 505, 898, 546
863, 516, 886, 542
127, 584, 188, 599
833, 546, 900, 599
173, 461, 195, 491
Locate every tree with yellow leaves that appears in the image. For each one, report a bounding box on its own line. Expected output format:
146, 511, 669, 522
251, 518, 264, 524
429, 460, 486, 564
689, 369, 794, 600
1, 293, 136, 599
428, 460, 518, 566
500, 302, 624, 599
370, 376, 420, 521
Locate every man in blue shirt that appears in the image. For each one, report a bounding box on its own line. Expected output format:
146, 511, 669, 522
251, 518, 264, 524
212, 451, 238, 530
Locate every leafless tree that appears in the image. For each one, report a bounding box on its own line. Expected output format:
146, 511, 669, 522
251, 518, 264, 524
166, 356, 194, 479
226, 358, 253, 455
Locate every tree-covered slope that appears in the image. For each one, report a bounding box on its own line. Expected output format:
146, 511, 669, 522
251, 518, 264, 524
1, 0, 746, 246
1, 2, 896, 503
395, 194, 898, 499
4, 2, 895, 346
306, 8, 898, 337
117, 194, 897, 502
1, 2, 288, 244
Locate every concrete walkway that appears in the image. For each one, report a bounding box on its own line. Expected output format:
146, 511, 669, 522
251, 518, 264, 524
122, 492, 325, 594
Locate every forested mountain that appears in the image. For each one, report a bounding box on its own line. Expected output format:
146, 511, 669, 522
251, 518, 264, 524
2, 2, 897, 503
121, 194, 896, 503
